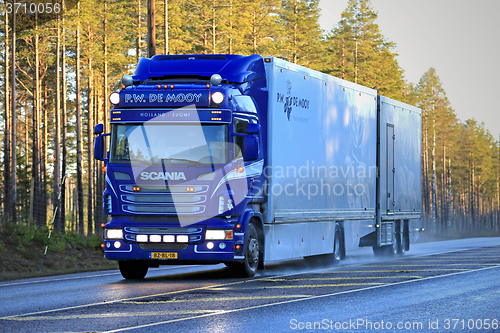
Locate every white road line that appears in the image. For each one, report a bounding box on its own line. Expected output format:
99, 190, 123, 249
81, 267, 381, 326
0, 265, 199, 287
2, 245, 498, 320
102, 264, 500, 333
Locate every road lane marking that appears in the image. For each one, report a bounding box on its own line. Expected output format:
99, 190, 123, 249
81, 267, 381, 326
257, 276, 423, 281
363, 264, 499, 267
317, 269, 467, 273
122, 295, 312, 305
0, 265, 201, 288
3, 310, 219, 321
101, 264, 500, 333
3, 245, 498, 320
214, 283, 384, 289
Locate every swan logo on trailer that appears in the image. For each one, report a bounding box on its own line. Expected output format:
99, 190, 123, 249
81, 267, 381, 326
276, 79, 310, 121
140, 172, 187, 181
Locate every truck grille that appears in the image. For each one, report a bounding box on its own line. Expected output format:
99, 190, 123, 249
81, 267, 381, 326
119, 185, 208, 215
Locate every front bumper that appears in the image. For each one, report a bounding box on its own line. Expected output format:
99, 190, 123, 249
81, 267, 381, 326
104, 239, 238, 263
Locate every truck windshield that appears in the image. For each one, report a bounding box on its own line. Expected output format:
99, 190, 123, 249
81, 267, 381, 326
110, 123, 228, 165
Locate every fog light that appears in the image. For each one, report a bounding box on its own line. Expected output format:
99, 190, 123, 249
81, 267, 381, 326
177, 235, 188, 243
114, 241, 121, 249
219, 243, 226, 250
164, 235, 175, 243
150, 235, 161, 242
207, 242, 214, 250
137, 234, 148, 242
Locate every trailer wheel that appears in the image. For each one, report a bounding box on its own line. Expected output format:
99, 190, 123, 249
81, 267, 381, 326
118, 261, 148, 279
240, 223, 260, 277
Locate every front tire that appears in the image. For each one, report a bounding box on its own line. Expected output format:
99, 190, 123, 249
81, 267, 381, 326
233, 223, 260, 277
118, 261, 148, 279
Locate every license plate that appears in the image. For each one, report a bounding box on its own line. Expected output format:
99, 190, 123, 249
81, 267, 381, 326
150, 252, 178, 260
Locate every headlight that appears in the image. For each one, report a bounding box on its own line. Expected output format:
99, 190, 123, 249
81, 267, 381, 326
211, 92, 224, 104
105, 229, 123, 239
109, 92, 120, 105
206, 230, 233, 240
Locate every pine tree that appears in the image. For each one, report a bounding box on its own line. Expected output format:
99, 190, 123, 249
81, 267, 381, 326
326, 0, 403, 98
280, 0, 323, 68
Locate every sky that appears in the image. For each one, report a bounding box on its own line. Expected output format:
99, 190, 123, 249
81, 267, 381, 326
318, 0, 500, 139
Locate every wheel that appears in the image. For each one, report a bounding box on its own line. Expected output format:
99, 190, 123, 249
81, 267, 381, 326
235, 223, 260, 277
118, 261, 148, 279
333, 226, 341, 264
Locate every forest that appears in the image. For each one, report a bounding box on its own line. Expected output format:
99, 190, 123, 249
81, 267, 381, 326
0, 0, 498, 238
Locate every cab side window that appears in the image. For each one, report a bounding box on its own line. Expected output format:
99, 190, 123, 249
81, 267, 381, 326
233, 118, 249, 158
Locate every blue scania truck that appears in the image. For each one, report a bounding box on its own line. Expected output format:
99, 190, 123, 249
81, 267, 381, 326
94, 54, 422, 279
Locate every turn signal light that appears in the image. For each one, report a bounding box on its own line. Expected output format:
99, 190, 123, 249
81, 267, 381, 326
133, 186, 141, 192
100, 243, 105, 248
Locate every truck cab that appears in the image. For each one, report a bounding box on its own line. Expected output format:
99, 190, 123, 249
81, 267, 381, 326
95, 55, 268, 278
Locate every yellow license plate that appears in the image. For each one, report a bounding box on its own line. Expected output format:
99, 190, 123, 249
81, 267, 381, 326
150, 252, 178, 260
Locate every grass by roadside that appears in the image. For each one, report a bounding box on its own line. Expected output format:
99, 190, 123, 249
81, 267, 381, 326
0, 223, 118, 282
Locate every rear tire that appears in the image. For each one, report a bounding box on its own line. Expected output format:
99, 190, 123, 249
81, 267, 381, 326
118, 261, 148, 279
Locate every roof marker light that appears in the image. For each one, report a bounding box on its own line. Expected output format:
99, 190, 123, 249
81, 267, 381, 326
122, 74, 133, 86
210, 74, 222, 85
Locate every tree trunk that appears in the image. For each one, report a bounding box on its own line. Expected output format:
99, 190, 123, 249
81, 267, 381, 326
3, 8, 11, 223
212, 0, 216, 54
42, 80, 48, 226
60, 4, 67, 233
137, 0, 141, 62
147, 0, 156, 57
76, 2, 84, 234
54, 13, 62, 232
87, 56, 94, 236
11, 4, 17, 224
164, 0, 168, 54
431, 111, 437, 234
33, 12, 42, 227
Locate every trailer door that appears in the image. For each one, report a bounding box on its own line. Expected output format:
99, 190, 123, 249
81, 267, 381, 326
387, 124, 395, 214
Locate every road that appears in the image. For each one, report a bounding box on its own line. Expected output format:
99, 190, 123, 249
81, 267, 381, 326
1, 237, 499, 332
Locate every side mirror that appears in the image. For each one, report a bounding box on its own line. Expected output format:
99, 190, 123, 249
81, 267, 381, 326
94, 124, 104, 135
243, 135, 259, 161
246, 123, 261, 135
94, 133, 110, 161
